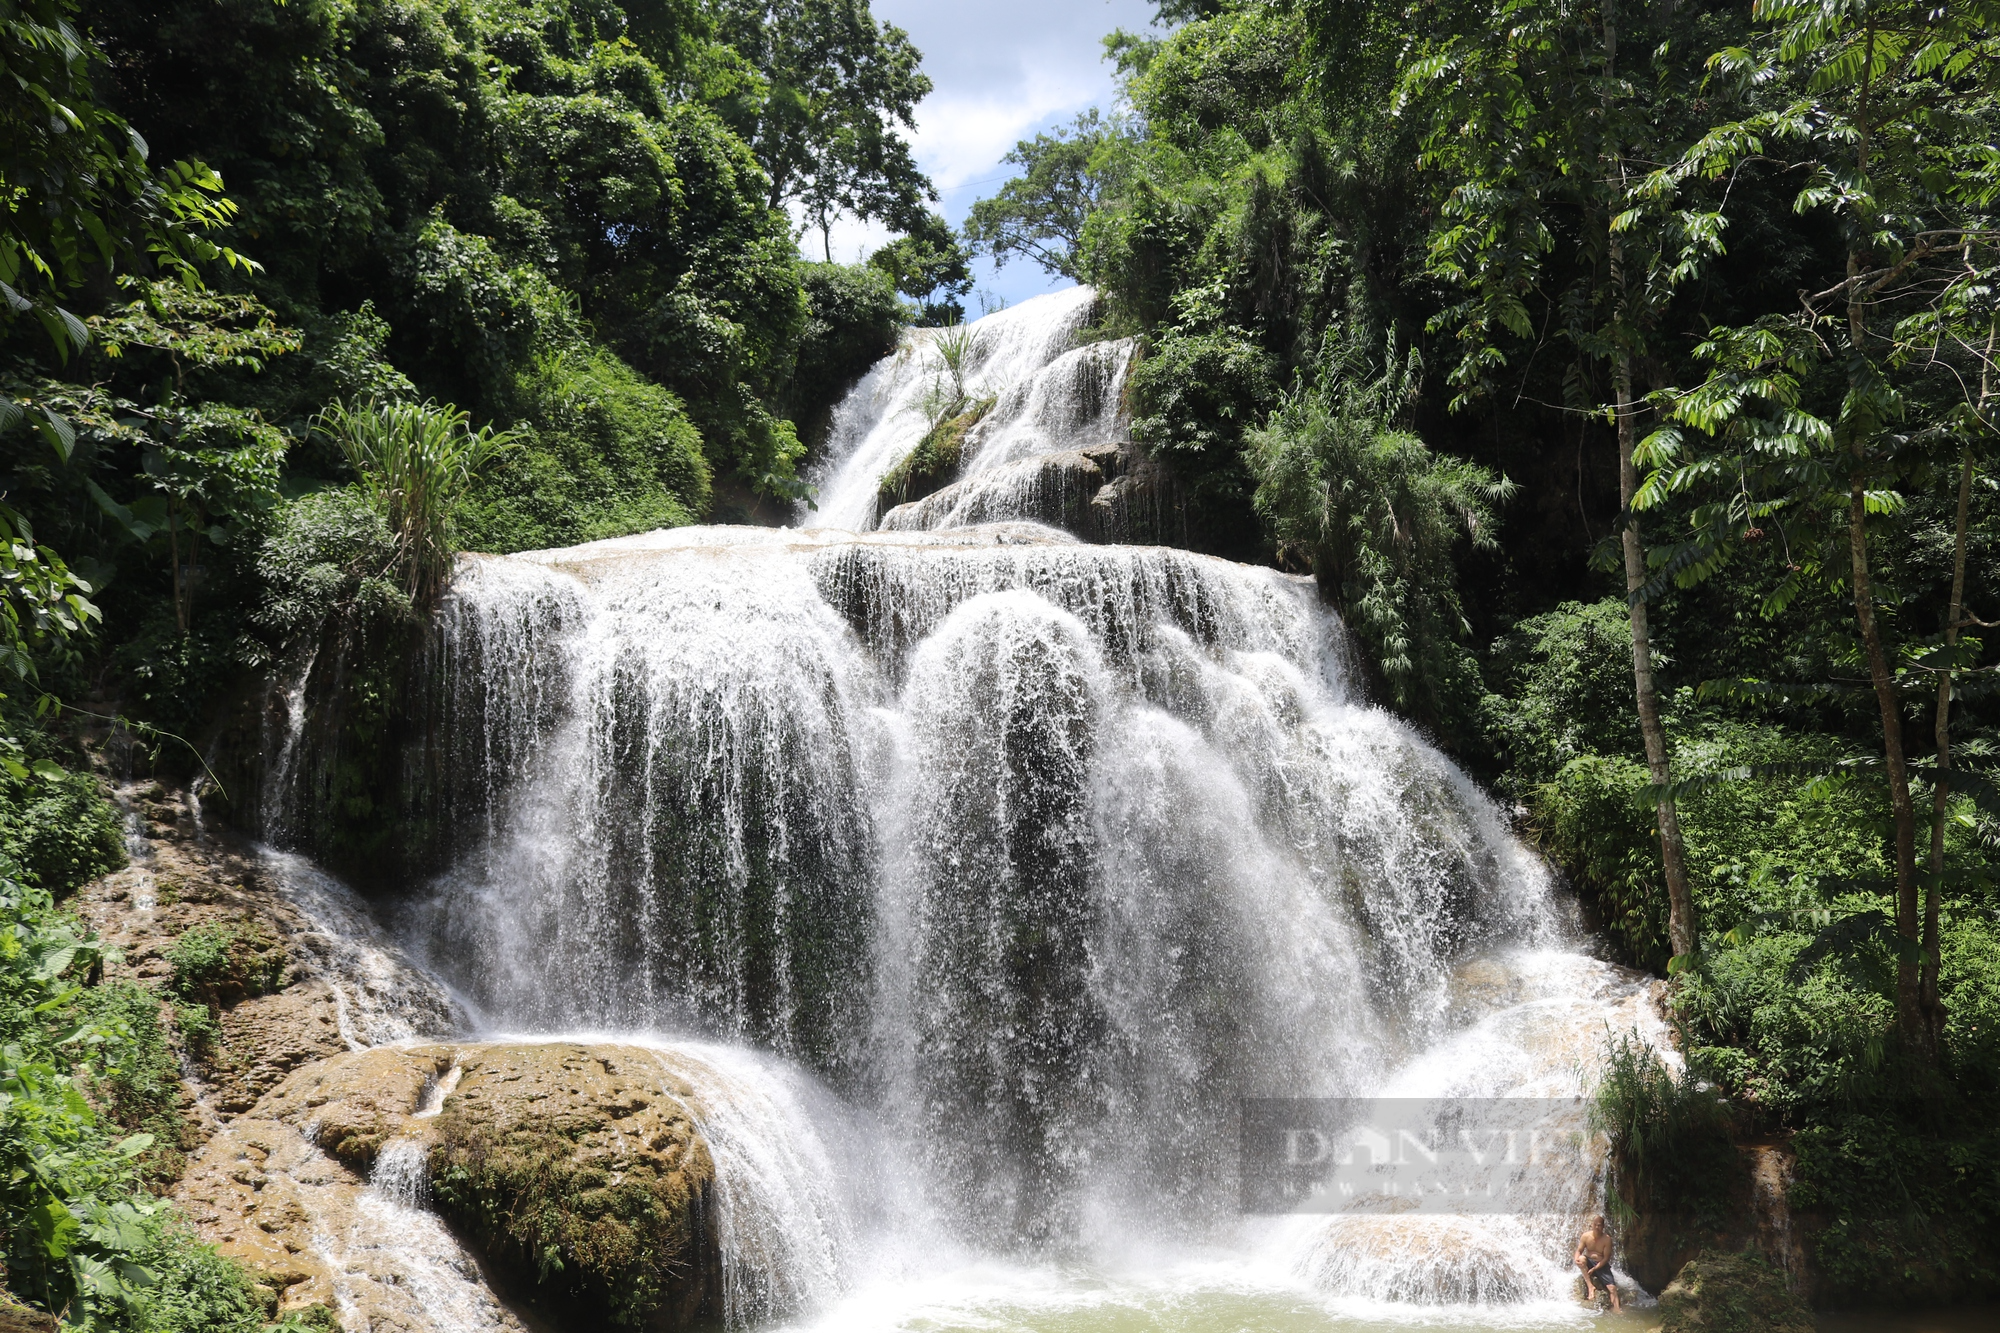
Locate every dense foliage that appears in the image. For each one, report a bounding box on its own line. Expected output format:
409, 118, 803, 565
0, 0, 962, 754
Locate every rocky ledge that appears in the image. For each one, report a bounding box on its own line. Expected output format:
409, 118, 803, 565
65, 782, 723, 1333
177, 1043, 720, 1331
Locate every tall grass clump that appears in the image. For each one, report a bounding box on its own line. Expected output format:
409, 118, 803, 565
1591, 1033, 1738, 1229
318, 399, 517, 605
916, 324, 977, 430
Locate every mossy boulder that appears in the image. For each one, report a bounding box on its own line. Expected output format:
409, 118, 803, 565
427, 1044, 719, 1331
877, 398, 996, 509
176, 1042, 719, 1331
1659, 1251, 1814, 1333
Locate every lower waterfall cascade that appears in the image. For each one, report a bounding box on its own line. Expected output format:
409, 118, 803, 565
245, 290, 1680, 1332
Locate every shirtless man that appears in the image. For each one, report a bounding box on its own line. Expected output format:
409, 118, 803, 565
1574, 1215, 1621, 1312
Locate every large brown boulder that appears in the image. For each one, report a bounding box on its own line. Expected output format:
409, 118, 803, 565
428, 1043, 719, 1331
174, 1042, 719, 1332
1658, 1251, 1816, 1333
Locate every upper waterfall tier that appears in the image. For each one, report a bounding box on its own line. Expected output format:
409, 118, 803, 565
807, 288, 1135, 533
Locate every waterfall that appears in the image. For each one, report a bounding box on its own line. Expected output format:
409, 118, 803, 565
808, 288, 1132, 532
387, 510, 1655, 1321
253, 285, 1667, 1328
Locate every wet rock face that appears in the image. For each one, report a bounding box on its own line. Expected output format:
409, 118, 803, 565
1620, 1139, 1814, 1300
174, 1043, 718, 1332
1658, 1250, 1815, 1333
72, 782, 455, 1126
428, 1045, 719, 1331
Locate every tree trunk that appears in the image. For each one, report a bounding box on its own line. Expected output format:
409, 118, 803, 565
1616, 351, 1697, 961
1600, 0, 1695, 962
1842, 21, 1929, 1061
1923, 445, 1972, 1046
1849, 470, 1927, 1056
169, 504, 187, 635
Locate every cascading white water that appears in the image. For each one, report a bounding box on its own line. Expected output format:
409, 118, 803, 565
809, 287, 1132, 532
385, 513, 1661, 1327
252, 285, 1669, 1330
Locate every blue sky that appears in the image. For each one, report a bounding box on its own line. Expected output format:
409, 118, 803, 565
798, 0, 1161, 310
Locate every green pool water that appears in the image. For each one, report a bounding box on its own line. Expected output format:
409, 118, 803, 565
778, 1264, 1994, 1333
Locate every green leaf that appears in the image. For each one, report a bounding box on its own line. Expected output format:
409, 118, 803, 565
37, 405, 77, 463
27, 1198, 80, 1258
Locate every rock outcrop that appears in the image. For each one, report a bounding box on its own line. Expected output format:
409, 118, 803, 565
1658, 1250, 1816, 1333
1620, 1139, 1815, 1302
878, 440, 1198, 546
174, 1043, 719, 1331
74, 781, 456, 1110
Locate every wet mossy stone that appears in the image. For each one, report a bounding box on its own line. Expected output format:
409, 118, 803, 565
877, 398, 996, 509
425, 1044, 719, 1330
1659, 1250, 1813, 1333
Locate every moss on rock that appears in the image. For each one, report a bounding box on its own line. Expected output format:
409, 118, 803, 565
1659, 1250, 1813, 1333
426, 1044, 717, 1330
877, 398, 996, 509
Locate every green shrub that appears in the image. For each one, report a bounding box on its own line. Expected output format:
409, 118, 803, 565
2, 879, 168, 1324
1531, 719, 1896, 972
1131, 324, 1279, 475
1792, 1111, 2000, 1305
256, 489, 411, 646
167, 923, 286, 1007
1482, 599, 1644, 792
76, 983, 190, 1186
459, 347, 709, 553
1591, 1033, 1738, 1231
172, 1000, 220, 1057
786, 262, 905, 449
0, 765, 125, 898
877, 399, 995, 508
1534, 754, 1665, 967
1245, 336, 1508, 736
2, 879, 293, 1330
1676, 932, 1894, 1118
136, 1220, 271, 1333
1668, 720, 1889, 932
1941, 916, 2000, 1082
111, 614, 246, 740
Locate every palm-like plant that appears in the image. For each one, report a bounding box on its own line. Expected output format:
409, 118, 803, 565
916, 323, 977, 430
317, 399, 516, 606
1247, 331, 1514, 729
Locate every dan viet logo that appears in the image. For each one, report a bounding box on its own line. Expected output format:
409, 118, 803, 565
1239, 1098, 1601, 1215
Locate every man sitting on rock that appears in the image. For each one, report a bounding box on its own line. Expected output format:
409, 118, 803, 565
1574, 1215, 1622, 1312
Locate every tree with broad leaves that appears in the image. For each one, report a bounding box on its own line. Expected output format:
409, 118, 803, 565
965, 110, 1132, 283
1391, 0, 1747, 965
0, 0, 254, 399
714, 0, 934, 258
19, 280, 302, 633
1631, 0, 2000, 1062
868, 212, 972, 326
